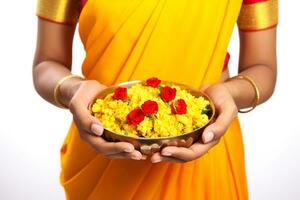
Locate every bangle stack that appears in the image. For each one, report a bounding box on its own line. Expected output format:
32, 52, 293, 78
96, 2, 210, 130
54, 74, 84, 109
226, 75, 260, 113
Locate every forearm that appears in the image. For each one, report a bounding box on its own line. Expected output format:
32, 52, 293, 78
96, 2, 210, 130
32, 61, 82, 107
224, 64, 277, 110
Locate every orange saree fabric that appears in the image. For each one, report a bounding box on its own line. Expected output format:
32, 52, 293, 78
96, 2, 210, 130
59, 0, 248, 199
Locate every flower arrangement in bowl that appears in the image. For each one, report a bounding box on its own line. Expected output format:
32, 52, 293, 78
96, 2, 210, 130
90, 77, 215, 155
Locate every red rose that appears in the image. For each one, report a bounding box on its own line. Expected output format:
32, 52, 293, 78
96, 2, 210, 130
146, 77, 161, 87
113, 87, 128, 100
141, 100, 158, 115
126, 108, 145, 125
171, 99, 187, 114
160, 86, 176, 102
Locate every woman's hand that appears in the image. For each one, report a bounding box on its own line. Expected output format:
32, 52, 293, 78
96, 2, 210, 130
67, 80, 146, 160
150, 83, 238, 163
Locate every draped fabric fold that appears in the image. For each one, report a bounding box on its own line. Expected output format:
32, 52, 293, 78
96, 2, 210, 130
60, 0, 248, 199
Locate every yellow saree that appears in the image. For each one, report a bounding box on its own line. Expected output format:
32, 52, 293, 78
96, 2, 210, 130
57, 0, 248, 199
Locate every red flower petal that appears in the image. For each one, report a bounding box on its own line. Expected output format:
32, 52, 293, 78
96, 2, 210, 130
171, 99, 187, 114
160, 86, 176, 102
126, 108, 145, 125
113, 87, 128, 100
146, 77, 161, 87
141, 100, 158, 115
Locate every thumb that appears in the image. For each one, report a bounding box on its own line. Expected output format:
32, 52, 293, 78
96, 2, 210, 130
201, 106, 235, 144
90, 117, 104, 136
201, 124, 220, 144
70, 98, 104, 137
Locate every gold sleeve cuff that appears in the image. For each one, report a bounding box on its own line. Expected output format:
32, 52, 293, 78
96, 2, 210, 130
37, 0, 80, 25
238, 0, 278, 32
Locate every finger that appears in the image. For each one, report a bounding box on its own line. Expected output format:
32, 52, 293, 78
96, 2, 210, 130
107, 152, 133, 159
161, 142, 217, 161
189, 140, 219, 156
151, 152, 185, 163
202, 101, 237, 143
161, 146, 196, 161
160, 157, 184, 163
79, 129, 136, 155
157, 140, 219, 162
141, 154, 148, 160
151, 152, 164, 163
107, 151, 147, 160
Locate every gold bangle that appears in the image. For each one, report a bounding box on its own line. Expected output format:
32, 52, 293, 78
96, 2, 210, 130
54, 75, 84, 109
226, 75, 260, 113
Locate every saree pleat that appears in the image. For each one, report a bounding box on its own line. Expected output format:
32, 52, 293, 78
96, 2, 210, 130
61, 123, 98, 181
83, 0, 167, 85
117, 0, 226, 86
150, 173, 169, 200
88, 161, 150, 199
158, 164, 182, 200
131, 163, 170, 200
215, 139, 237, 200
62, 156, 110, 199
60, 0, 248, 199
177, 161, 195, 200
82, 0, 144, 50
224, 120, 248, 199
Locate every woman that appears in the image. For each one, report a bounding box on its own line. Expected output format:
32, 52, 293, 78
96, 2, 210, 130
33, 0, 278, 199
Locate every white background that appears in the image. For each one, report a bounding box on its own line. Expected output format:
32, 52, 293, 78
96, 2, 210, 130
0, 1, 299, 199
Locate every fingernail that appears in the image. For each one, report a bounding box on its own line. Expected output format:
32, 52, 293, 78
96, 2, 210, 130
162, 151, 172, 156
131, 151, 142, 160
152, 158, 162, 163
132, 156, 142, 160
141, 155, 147, 160
91, 123, 103, 136
124, 147, 134, 153
203, 131, 214, 143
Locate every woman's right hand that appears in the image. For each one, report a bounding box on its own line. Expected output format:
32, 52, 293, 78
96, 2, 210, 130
66, 80, 146, 160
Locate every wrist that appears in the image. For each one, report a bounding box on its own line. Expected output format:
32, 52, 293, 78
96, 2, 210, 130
222, 81, 239, 101
59, 78, 84, 107
222, 75, 260, 113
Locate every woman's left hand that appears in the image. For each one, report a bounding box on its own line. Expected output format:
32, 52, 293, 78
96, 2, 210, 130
150, 83, 238, 163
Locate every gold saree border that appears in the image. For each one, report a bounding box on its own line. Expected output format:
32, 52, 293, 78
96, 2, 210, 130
238, 0, 278, 32
36, 0, 80, 25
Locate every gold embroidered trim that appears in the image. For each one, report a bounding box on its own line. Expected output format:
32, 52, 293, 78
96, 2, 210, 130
37, 0, 80, 24
238, 0, 278, 31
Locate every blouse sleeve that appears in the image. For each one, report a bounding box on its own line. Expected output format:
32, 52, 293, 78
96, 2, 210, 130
36, 0, 81, 25
237, 0, 279, 32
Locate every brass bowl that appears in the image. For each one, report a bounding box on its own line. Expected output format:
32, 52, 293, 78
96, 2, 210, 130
89, 80, 215, 155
